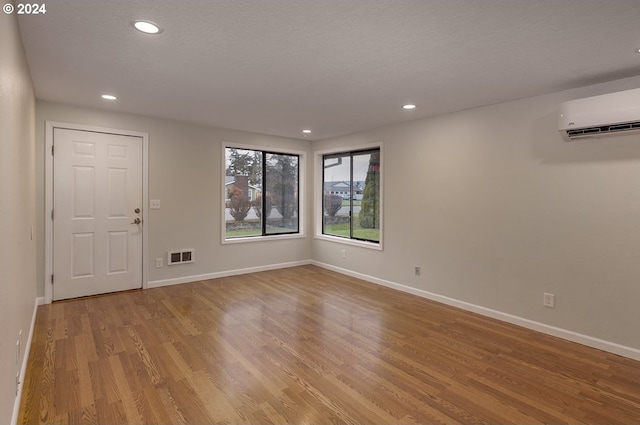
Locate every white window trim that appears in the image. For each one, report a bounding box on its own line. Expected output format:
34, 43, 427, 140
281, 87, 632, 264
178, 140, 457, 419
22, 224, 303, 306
314, 142, 383, 251
221, 142, 306, 244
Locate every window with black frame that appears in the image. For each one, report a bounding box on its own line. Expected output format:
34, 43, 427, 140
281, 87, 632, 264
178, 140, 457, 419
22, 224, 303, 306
322, 148, 380, 243
225, 147, 299, 239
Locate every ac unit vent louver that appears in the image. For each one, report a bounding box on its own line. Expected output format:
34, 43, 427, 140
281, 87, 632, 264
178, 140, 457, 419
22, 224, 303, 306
565, 120, 640, 139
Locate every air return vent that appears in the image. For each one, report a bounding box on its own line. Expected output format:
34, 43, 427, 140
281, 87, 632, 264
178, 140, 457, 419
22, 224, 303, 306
167, 249, 195, 265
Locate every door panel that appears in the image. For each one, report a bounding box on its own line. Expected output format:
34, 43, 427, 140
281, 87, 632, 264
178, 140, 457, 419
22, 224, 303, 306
72, 233, 94, 277
107, 231, 128, 273
53, 128, 143, 300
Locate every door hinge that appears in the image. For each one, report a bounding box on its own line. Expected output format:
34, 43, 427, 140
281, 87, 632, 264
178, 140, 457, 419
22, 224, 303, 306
51, 209, 54, 220
51, 145, 54, 155
51, 274, 54, 285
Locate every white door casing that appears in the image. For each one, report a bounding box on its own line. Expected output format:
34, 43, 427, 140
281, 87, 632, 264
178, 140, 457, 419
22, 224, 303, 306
46, 123, 148, 302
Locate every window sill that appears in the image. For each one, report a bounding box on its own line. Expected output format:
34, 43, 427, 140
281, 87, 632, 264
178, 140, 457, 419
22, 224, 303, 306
222, 232, 306, 245
314, 233, 383, 251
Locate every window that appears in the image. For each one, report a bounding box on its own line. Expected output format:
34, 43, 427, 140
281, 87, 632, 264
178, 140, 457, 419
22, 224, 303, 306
225, 147, 300, 239
322, 148, 381, 243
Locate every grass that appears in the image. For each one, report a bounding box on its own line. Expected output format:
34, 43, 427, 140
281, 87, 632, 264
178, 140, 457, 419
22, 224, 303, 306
226, 228, 262, 238
225, 213, 378, 242
324, 218, 380, 242
226, 224, 298, 238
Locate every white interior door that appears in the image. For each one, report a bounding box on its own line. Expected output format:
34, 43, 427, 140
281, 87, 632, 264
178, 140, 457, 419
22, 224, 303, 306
53, 128, 143, 300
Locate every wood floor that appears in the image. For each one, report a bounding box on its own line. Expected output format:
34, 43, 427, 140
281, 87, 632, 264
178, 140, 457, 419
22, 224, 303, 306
18, 265, 640, 424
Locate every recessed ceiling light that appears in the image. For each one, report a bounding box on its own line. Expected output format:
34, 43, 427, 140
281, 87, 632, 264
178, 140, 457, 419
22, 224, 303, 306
302, 129, 312, 134
101, 94, 117, 100
133, 20, 161, 34
403, 104, 417, 110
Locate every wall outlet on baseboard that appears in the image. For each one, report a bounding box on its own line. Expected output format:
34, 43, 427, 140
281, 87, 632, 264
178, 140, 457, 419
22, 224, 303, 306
543, 292, 555, 308
341, 249, 346, 259
414, 266, 421, 276
155, 258, 163, 268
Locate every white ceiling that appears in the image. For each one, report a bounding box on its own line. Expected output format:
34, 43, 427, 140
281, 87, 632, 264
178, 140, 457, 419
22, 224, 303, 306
17, 0, 640, 141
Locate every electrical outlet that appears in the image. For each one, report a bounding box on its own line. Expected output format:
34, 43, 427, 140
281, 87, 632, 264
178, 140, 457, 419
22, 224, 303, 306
341, 250, 346, 259
543, 292, 555, 308
16, 372, 20, 396
155, 257, 163, 268
414, 266, 421, 276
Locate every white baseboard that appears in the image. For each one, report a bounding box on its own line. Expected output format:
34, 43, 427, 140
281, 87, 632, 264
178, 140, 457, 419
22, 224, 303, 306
147, 260, 313, 289
11, 297, 43, 425
312, 261, 640, 361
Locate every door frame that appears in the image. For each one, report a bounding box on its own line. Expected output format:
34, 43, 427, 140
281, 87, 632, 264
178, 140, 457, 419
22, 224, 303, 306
45, 121, 149, 304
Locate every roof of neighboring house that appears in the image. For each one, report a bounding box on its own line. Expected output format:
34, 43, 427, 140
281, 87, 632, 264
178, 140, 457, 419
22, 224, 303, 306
324, 181, 366, 190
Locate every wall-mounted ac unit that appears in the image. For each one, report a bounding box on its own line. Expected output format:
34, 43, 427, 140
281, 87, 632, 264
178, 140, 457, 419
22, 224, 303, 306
559, 88, 640, 141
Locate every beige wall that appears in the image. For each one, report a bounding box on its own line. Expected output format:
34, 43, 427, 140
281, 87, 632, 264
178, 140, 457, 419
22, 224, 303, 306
35, 102, 313, 295
0, 9, 37, 424
312, 76, 640, 352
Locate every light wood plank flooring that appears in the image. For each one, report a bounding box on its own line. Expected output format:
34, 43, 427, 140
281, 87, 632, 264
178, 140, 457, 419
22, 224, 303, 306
19, 265, 640, 424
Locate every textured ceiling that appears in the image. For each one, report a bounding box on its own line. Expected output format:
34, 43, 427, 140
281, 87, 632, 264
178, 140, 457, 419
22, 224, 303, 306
17, 0, 640, 140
